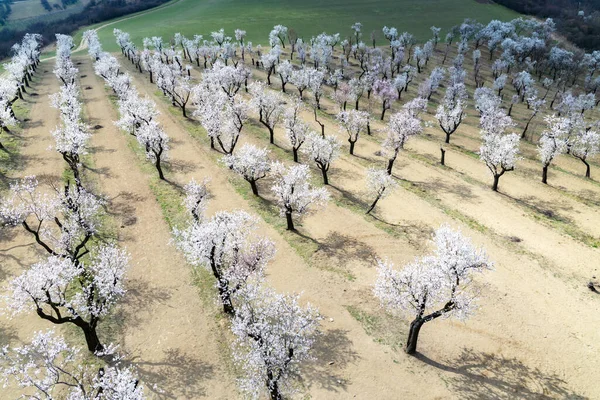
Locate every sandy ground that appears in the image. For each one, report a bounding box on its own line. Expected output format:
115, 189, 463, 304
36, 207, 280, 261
2, 46, 600, 400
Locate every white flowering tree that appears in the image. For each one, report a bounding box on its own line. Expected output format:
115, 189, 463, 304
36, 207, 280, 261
336, 109, 369, 155
116, 93, 159, 136
571, 129, 600, 178
0, 177, 102, 262
6, 244, 130, 353
276, 60, 293, 93
0, 330, 144, 399
250, 82, 285, 145
436, 100, 465, 144
283, 100, 309, 162
538, 115, 569, 184
231, 284, 321, 400
183, 178, 210, 223
173, 211, 275, 316
382, 110, 423, 175
366, 168, 398, 214
223, 144, 271, 196
479, 132, 520, 191
373, 79, 398, 121
302, 132, 341, 185
136, 120, 170, 180
374, 225, 492, 355
270, 162, 329, 231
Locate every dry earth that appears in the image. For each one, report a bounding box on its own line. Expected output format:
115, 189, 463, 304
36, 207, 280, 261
1, 42, 600, 400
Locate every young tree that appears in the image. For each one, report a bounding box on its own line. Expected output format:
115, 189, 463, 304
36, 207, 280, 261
373, 79, 398, 120
6, 245, 130, 353
1, 177, 102, 262
302, 133, 341, 185
538, 115, 569, 184
183, 178, 210, 223
366, 168, 398, 214
136, 120, 170, 180
436, 100, 465, 144
0, 330, 145, 399
283, 100, 309, 162
276, 60, 293, 93
336, 109, 369, 155
374, 225, 492, 355
270, 162, 329, 231
571, 129, 599, 178
382, 110, 423, 175
222, 144, 271, 196
250, 82, 284, 144
173, 210, 275, 316
479, 132, 520, 191
231, 284, 321, 400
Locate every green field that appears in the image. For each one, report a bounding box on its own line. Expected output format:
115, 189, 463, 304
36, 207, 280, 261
87, 0, 520, 52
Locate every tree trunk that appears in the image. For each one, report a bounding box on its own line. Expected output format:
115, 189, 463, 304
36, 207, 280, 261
492, 174, 500, 191
405, 318, 424, 355
582, 159, 591, 178
268, 373, 282, 400
349, 140, 356, 155
355, 99, 359, 110
542, 165, 548, 184
285, 211, 294, 231
386, 158, 395, 175
156, 157, 165, 180
80, 323, 103, 353
440, 148, 446, 165
366, 195, 380, 214
249, 180, 259, 196
292, 147, 299, 163
321, 167, 329, 185
381, 105, 387, 121
445, 132, 451, 144
269, 127, 275, 144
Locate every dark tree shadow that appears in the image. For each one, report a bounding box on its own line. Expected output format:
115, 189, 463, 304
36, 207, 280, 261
300, 328, 360, 393
116, 279, 172, 329
315, 231, 378, 268
417, 178, 477, 203
416, 349, 588, 399
128, 348, 215, 399
104, 191, 146, 228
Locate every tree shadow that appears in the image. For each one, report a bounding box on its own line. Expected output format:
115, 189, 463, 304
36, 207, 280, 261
328, 183, 369, 209
416, 349, 588, 399
128, 348, 215, 399
417, 178, 477, 203
117, 278, 173, 329
314, 231, 378, 267
104, 191, 146, 228
300, 328, 360, 393
166, 158, 198, 174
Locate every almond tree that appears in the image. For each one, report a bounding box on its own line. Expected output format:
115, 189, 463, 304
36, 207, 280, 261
270, 162, 329, 231
382, 110, 423, 175
374, 225, 492, 355
373, 79, 398, 120
290, 68, 309, 99
136, 120, 169, 180
222, 144, 271, 196
479, 132, 520, 191
1, 177, 102, 262
0, 330, 145, 399
436, 100, 465, 144
366, 168, 398, 214
302, 132, 341, 185
250, 82, 284, 144
276, 60, 293, 93
115, 93, 159, 136
173, 210, 275, 316
538, 115, 569, 184
336, 109, 369, 155
183, 179, 210, 223
571, 129, 600, 178
283, 100, 309, 162
6, 244, 130, 353
231, 284, 321, 400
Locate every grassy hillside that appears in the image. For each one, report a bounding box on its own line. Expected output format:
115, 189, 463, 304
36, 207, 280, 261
88, 0, 520, 51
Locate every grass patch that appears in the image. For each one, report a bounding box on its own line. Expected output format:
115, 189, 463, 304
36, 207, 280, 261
346, 305, 406, 352
88, 0, 519, 52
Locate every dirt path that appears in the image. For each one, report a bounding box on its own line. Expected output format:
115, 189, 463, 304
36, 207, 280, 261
120, 57, 600, 398
76, 56, 237, 398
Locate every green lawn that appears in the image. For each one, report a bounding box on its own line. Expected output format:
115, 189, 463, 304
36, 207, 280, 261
88, 0, 520, 51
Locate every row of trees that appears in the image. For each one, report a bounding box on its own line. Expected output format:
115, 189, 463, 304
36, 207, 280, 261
88, 30, 170, 181
0, 33, 145, 399
1, 33, 41, 149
